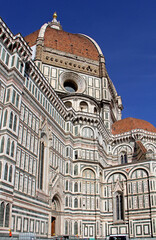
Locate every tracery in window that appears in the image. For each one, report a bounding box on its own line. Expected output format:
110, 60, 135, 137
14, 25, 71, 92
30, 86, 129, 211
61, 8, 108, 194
82, 127, 94, 139
115, 191, 124, 221
120, 152, 127, 164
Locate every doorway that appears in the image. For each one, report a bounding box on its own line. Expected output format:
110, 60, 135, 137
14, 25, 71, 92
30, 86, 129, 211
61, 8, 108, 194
51, 217, 56, 236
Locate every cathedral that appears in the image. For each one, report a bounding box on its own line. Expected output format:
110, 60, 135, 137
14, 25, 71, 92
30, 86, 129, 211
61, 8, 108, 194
0, 13, 156, 239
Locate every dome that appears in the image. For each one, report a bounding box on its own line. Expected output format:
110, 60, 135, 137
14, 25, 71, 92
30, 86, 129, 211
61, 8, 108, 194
24, 27, 100, 61
112, 117, 156, 135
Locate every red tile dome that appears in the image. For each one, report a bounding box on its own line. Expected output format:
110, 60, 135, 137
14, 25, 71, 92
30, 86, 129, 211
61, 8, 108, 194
24, 26, 100, 61
112, 117, 156, 135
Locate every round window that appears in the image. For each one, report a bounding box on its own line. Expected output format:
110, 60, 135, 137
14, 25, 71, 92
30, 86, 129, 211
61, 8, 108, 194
59, 72, 86, 94
64, 80, 78, 93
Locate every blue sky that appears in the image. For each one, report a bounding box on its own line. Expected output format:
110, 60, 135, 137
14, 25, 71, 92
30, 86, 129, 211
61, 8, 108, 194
1, 0, 156, 126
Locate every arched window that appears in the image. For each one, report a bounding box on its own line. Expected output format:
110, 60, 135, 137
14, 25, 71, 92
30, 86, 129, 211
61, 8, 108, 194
3, 110, 8, 127
82, 127, 94, 139
11, 141, 14, 157
65, 196, 68, 207
74, 182, 78, 192
74, 222, 78, 235
80, 101, 88, 112
9, 112, 13, 129
94, 107, 97, 114
6, 138, 10, 155
5, 203, 10, 227
13, 115, 17, 131
0, 137, 4, 153
0, 202, 5, 227
66, 180, 68, 191
74, 198, 78, 208
66, 162, 68, 174
65, 101, 72, 108
121, 152, 127, 164
38, 141, 44, 190
115, 192, 124, 221
9, 166, 12, 182
4, 163, 8, 180
74, 164, 78, 175
6, 89, 10, 102
65, 220, 68, 235
12, 90, 16, 104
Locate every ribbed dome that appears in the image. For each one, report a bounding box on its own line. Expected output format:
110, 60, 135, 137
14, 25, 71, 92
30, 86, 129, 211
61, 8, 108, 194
24, 26, 100, 61
112, 117, 156, 135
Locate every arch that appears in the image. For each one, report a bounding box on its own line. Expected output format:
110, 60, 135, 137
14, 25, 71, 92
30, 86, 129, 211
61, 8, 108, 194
64, 101, 72, 108
81, 166, 96, 178
106, 171, 127, 183
3, 109, 8, 127
82, 168, 95, 179
80, 101, 88, 112
82, 127, 94, 139
112, 143, 133, 156
52, 194, 61, 211
129, 167, 149, 179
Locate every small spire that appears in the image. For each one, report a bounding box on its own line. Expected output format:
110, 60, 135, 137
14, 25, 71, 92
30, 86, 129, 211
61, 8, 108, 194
53, 12, 57, 20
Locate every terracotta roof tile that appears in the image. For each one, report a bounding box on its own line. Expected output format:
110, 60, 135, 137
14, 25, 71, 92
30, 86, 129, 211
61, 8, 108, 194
112, 117, 156, 135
